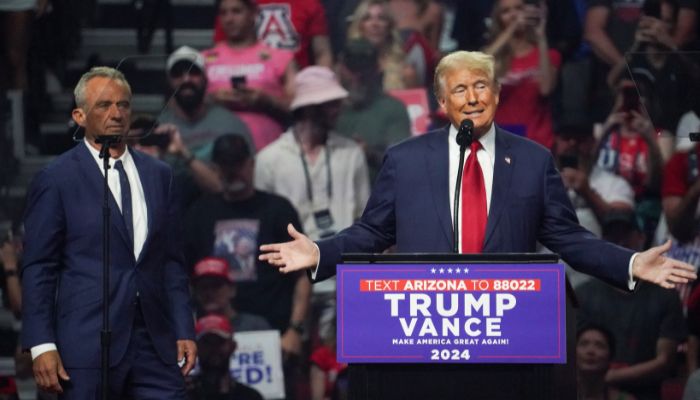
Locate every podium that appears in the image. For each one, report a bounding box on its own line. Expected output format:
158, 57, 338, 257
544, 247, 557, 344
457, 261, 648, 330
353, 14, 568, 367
337, 253, 577, 400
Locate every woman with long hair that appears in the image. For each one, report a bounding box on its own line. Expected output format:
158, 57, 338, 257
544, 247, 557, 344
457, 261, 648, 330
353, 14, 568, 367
484, 0, 560, 148
347, 0, 418, 90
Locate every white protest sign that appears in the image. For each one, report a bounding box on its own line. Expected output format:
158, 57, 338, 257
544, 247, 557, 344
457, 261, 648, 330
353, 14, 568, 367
230, 330, 285, 399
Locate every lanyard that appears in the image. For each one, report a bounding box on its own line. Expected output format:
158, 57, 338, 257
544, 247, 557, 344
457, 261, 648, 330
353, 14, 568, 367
299, 146, 332, 204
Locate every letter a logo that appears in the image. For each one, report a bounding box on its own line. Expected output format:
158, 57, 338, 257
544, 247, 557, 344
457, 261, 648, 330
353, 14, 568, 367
257, 4, 299, 51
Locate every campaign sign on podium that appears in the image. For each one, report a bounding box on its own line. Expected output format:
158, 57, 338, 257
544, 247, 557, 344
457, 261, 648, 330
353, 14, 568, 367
336, 263, 566, 364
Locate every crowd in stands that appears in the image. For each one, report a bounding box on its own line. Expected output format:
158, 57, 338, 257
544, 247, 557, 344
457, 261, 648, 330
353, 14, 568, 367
3, 0, 700, 399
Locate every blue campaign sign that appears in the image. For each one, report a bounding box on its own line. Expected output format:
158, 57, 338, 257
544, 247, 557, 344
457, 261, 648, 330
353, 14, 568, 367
336, 263, 566, 364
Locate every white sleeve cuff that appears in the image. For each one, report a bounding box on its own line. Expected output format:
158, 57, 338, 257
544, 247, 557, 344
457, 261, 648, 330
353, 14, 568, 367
31, 343, 57, 360
628, 253, 639, 291
310, 243, 321, 280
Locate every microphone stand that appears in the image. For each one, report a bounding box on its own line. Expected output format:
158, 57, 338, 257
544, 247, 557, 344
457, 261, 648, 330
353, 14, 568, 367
453, 120, 473, 253
453, 141, 467, 253
95, 134, 122, 400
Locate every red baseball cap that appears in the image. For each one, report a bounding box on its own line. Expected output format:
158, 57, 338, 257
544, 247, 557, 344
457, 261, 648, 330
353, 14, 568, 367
193, 257, 234, 283
195, 314, 233, 339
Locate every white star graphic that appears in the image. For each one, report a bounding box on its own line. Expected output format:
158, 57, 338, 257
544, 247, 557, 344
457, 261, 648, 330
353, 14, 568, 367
431, 268, 436, 274
447, 268, 453, 274
439, 268, 445, 274
464, 268, 470, 273
455, 267, 461, 273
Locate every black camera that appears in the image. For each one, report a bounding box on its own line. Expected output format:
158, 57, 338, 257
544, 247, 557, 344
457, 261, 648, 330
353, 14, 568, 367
131, 115, 171, 149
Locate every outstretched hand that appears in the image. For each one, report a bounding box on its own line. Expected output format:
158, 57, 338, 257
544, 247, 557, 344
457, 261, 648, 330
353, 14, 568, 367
259, 224, 319, 273
632, 240, 697, 289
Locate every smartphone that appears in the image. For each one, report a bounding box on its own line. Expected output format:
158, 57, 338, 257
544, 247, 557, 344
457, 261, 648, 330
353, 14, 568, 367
131, 115, 171, 149
642, 0, 661, 18
621, 87, 640, 113
230, 75, 247, 89
558, 154, 579, 169
139, 130, 171, 149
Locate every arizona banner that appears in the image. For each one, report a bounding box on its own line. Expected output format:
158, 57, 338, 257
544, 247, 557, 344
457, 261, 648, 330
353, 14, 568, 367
336, 263, 566, 364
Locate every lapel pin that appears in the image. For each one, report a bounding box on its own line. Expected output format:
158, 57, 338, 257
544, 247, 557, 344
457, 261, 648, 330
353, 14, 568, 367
505, 156, 511, 165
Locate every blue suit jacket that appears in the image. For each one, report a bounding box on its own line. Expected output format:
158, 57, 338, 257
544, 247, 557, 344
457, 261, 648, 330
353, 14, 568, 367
317, 126, 634, 289
21, 143, 195, 368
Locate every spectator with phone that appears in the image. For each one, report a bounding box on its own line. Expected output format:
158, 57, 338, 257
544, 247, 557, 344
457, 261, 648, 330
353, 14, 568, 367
596, 77, 666, 245
160, 46, 253, 162
552, 123, 635, 287
129, 115, 222, 208
203, 0, 297, 151
606, 0, 700, 160
484, 0, 561, 149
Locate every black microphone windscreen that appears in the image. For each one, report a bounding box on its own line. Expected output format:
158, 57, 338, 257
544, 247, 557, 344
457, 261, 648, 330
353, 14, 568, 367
456, 119, 474, 147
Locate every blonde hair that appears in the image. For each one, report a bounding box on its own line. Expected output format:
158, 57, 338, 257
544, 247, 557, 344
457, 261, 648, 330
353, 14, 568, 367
74, 66, 132, 108
347, 0, 407, 89
486, 0, 537, 78
433, 51, 497, 99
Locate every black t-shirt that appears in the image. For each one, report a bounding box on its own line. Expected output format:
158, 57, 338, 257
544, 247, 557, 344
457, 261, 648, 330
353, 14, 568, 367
628, 52, 692, 131
184, 191, 303, 332
587, 0, 644, 54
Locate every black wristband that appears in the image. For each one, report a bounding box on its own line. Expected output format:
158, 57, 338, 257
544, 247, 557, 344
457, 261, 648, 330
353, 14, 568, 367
289, 321, 304, 335
4, 269, 18, 277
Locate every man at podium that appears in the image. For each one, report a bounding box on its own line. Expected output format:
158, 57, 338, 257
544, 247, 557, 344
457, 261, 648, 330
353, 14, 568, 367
259, 50, 696, 399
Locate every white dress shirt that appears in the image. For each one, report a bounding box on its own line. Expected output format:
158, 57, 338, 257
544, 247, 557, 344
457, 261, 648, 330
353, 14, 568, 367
31, 140, 149, 360
448, 123, 496, 253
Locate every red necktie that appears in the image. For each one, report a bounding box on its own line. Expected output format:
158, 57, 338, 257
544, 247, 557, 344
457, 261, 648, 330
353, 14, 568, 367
461, 140, 487, 253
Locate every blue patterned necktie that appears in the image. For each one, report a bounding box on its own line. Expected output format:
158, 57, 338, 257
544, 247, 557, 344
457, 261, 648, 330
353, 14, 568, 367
114, 160, 134, 249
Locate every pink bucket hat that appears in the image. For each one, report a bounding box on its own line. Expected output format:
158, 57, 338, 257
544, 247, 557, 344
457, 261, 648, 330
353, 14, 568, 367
290, 66, 348, 111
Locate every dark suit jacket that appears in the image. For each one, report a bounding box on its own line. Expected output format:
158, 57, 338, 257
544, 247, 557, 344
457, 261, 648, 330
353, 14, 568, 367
21, 143, 194, 368
317, 126, 634, 289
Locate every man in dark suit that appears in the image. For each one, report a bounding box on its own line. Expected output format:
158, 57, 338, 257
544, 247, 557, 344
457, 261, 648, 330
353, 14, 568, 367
260, 50, 694, 291
259, 50, 696, 399
21, 67, 196, 398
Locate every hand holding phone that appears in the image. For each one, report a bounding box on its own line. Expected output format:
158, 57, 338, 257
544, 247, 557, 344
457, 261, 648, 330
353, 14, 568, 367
230, 75, 247, 90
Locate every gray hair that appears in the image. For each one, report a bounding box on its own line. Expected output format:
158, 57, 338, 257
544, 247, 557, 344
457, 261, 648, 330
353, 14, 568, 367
73, 66, 132, 107
433, 51, 497, 100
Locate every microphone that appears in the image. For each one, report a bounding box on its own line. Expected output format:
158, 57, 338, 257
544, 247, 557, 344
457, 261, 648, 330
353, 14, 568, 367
94, 135, 124, 144
94, 135, 125, 159
452, 119, 474, 253
456, 119, 474, 148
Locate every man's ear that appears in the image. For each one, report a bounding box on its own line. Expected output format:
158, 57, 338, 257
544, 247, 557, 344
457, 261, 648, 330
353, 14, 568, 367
72, 107, 86, 127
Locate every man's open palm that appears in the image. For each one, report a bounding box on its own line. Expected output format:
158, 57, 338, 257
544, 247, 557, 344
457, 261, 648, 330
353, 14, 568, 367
259, 224, 319, 273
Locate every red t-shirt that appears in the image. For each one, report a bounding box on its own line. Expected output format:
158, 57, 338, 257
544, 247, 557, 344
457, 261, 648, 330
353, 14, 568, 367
662, 147, 699, 197
213, 0, 328, 68
310, 345, 347, 397
494, 47, 561, 149
597, 131, 651, 197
